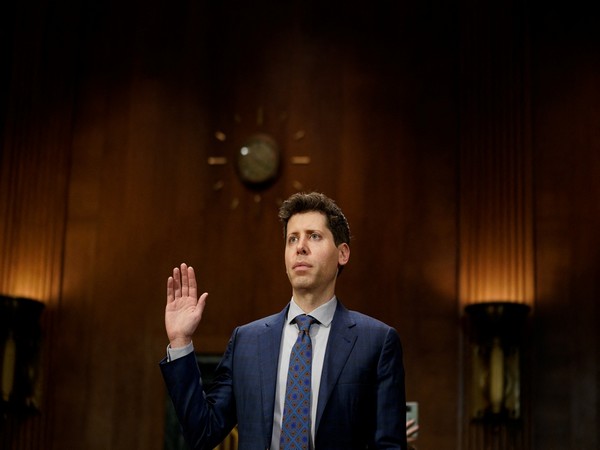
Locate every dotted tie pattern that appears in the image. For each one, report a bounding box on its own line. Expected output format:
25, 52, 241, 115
280, 314, 318, 450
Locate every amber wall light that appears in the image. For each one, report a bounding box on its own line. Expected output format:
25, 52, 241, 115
464, 301, 530, 422
0, 295, 45, 416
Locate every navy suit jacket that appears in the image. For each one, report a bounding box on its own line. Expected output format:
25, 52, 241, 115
160, 301, 407, 449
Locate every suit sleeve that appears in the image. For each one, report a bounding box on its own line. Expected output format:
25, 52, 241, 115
159, 329, 238, 450
374, 327, 407, 449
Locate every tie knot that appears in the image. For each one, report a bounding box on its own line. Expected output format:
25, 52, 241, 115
294, 314, 317, 333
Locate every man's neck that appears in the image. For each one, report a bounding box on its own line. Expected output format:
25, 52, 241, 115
292, 287, 335, 313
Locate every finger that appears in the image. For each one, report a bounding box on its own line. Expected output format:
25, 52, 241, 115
167, 276, 175, 304
180, 263, 189, 297
198, 291, 208, 307
196, 292, 209, 317
406, 419, 415, 427
173, 266, 182, 298
188, 266, 198, 300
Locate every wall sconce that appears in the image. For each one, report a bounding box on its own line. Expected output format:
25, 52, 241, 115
0, 295, 45, 416
464, 301, 530, 422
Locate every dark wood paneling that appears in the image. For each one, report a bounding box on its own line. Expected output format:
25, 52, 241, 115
13, 2, 456, 449
531, 1, 600, 446
2, 1, 598, 450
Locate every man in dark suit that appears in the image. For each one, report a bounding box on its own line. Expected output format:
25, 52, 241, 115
160, 192, 407, 449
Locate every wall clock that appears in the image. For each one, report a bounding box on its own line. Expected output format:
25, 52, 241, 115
207, 107, 311, 208
236, 133, 280, 187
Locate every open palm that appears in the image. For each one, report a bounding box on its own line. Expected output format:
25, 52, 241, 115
165, 263, 208, 348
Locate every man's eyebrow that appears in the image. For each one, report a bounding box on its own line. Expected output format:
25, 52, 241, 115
289, 228, 322, 234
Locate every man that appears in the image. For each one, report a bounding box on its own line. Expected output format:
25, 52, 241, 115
160, 192, 407, 449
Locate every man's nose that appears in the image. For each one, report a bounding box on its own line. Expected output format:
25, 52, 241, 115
296, 238, 308, 254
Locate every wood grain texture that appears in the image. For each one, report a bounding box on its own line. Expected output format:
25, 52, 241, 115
0, 1, 598, 449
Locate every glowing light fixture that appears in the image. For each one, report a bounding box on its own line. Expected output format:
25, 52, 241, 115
464, 301, 530, 421
0, 295, 45, 415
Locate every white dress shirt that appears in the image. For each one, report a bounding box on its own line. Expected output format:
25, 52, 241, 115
166, 296, 338, 450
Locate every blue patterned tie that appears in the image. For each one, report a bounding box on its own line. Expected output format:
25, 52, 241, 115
280, 314, 318, 450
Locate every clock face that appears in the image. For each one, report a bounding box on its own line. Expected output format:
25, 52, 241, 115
236, 133, 280, 187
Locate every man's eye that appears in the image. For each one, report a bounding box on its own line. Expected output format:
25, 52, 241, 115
310, 233, 320, 240
288, 236, 298, 244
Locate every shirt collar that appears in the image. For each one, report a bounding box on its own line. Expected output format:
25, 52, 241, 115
287, 296, 337, 328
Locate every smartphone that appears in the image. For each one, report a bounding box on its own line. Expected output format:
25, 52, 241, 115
406, 401, 419, 438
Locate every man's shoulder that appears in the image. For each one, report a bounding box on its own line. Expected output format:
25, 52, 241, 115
336, 301, 395, 331
236, 308, 287, 333
334, 304, 402, 350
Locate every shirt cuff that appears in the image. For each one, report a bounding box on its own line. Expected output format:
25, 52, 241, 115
166, 341, 194, 362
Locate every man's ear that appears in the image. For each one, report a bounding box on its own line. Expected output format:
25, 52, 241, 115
338, 243, 350, 267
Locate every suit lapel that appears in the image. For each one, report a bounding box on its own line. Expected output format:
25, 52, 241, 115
315, 302, 357, 433
258, 306, 288, 444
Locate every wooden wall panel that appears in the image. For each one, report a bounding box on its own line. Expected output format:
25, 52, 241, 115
457, 1, 534, 448
458, 0, 534, 307
531, 1, 600, 447
49, 2, 459, 449
5, 1, 597, 450
0, 1, 78, 448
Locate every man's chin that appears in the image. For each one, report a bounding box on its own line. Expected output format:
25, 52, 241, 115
290, 277, 314, 291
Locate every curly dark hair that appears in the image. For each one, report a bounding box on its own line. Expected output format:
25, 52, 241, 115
278, 192, 351, 247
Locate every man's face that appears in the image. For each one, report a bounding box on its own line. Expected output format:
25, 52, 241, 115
284, 211, 350, 295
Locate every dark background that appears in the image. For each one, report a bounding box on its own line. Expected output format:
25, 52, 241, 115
0, 0, 598, 449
